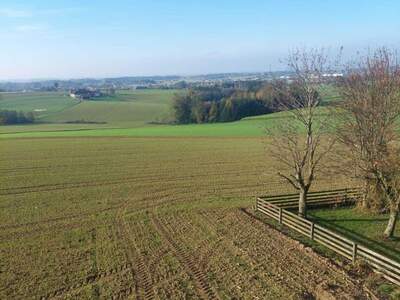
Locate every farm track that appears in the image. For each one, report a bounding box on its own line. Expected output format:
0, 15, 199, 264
193, 210, 292, 298
151, 215, 219, 300
202, 209, 313, 291
204, 208, 369, 298
115, 203, 155, 300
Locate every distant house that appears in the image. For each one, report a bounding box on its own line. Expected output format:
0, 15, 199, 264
69, 88, 101, 100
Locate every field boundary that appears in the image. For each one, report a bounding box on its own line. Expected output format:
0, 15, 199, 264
256, 188, 400, 286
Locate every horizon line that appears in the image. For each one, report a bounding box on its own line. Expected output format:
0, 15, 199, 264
0, 70, 290, 83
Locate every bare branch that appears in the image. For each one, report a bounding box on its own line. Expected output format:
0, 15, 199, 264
267, 47, 339, 217
334, 47, 400, 237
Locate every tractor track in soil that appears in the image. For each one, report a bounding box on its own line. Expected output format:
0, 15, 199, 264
1, 186, 180, 231
175, 210, 291, 298
203, 208, 370, 298
151, 215, 219, 300
115, 203, 155, 300
197, 209, 308, 293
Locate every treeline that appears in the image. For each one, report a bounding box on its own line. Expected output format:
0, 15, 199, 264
0, 110, 35, 125
172, 81, 317, 124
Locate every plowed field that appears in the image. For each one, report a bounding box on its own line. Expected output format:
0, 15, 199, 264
0, 137, 367, 299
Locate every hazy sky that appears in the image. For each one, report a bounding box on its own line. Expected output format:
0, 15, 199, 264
0, 0, 399, 80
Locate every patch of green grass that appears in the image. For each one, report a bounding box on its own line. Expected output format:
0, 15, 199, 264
0, 119, 264, 138
41, 89, 180, 126
0, 122, 114, 134
378, 283, 397, 295
0, 108, 333, 139
309, 206, 400, 261
0, 89, 180, 127
0, 92, 80, 118
318, 84, 342, 105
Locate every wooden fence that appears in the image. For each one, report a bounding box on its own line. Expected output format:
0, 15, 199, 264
256, 188, 400, 286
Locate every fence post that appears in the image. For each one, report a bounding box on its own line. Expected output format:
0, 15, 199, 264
278, 208, 283, 224
255, 198, 258, 212
310, 223, 315, 240
352, 242, 358, 262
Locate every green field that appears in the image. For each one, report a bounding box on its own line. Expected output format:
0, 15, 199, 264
0, 117, 267, 138
0, 89, 336, 139
0, 89, 178, 128
0, 91, 80, 117
0, 108, 333, 139
0, 90, 376, 299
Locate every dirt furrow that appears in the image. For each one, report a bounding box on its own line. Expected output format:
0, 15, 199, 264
212, 208, 369, 298
114, 208, 140, 299
151, 215, 219, 300
115, 204, 155, 300
194, 209, 298, 297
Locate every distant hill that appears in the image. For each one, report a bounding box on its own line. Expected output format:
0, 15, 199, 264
0, 72, 289, 92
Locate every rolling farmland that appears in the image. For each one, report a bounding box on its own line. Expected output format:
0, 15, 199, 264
40, 89, 178, 126
0, 89, 178, 127
1, 0, 397, 297
0, 89, 334, 139
1, 136, 367, 299
0, 92, 80, 117
0, 109, 334, 139
1, 90, 370, 299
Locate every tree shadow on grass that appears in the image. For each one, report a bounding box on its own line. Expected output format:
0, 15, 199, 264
309, 213, 400, 262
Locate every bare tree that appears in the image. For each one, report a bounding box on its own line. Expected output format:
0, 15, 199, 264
269, 48, 337, 218
335, 47, 400, 237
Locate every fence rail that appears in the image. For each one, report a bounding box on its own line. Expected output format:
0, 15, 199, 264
256, 189, 400, 286
258, 188, 363, 209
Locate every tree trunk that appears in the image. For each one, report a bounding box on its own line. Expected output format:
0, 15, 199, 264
361, 179, 370, 209
384, 206, 398, 238
299, 188, 307, 218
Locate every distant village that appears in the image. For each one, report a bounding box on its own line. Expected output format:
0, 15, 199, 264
0, 72, 345, 93
69, 87, 115, 100
0, 72, 280, 92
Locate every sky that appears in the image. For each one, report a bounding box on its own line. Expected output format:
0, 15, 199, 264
0, 0, 399, 80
